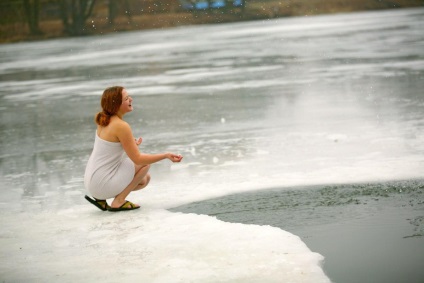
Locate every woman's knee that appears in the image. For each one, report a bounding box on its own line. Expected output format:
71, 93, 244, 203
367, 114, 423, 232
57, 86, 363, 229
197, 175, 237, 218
139, 164, 150, 172
135, 164, 150, 175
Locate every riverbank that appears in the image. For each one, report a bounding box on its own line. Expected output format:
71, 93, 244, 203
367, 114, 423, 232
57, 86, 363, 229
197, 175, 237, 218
0, 0, 422, 43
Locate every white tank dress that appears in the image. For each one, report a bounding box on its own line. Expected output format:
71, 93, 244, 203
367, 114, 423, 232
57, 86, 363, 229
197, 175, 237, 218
84, 132, 135, 200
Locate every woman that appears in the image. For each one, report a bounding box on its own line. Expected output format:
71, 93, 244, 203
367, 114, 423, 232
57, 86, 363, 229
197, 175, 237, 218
84, 86, 183, 212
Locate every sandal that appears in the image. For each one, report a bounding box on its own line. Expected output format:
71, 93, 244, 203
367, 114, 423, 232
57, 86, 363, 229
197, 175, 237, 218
107, 200, 140, 212
84, 195, 110, 211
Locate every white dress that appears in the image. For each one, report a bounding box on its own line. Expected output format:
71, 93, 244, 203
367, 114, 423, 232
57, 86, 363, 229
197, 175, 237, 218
84, 132, 135, 200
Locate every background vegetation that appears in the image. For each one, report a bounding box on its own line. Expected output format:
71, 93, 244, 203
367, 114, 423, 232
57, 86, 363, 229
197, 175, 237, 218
0, 0, 422, 43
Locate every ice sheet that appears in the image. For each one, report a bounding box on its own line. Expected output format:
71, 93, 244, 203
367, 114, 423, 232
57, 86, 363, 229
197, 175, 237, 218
1, 207, 330, 283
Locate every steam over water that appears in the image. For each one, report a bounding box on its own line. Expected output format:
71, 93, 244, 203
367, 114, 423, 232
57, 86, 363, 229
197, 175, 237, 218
0, 7, 423, 283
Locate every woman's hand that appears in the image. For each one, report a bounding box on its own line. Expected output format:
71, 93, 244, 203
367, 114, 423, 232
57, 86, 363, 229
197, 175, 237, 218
135, 137, 142, 146
167, 153, 183, 163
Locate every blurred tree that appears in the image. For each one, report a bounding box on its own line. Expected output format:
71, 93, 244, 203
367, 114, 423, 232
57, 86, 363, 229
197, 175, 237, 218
23, 0, 43, 35
108, 0, 118, 25
0, 0, 24, 25
59, 0, 96, 35
108, 0, 132, 25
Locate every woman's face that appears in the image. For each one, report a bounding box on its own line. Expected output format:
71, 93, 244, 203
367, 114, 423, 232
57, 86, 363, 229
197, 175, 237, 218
119, 89, 133, 114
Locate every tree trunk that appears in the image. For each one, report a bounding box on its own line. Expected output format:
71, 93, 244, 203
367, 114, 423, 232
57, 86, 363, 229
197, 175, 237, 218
108, 0, 118, 25
23, 0, 42, 35
59, 0, 96, 36
59, 0, 71, 33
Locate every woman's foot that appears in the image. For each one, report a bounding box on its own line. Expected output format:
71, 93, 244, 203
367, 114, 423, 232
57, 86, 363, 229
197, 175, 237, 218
110, 198, 140, 209
108, 200, 140, 212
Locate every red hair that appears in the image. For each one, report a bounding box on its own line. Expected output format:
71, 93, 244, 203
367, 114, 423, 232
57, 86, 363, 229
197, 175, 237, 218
95, 86, 124, 126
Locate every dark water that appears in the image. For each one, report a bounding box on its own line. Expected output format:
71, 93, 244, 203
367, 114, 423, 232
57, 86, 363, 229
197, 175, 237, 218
172, 180, 424, 283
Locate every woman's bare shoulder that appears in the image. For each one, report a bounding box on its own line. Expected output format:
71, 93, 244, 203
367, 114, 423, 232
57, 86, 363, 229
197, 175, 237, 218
110, 116, 131, 133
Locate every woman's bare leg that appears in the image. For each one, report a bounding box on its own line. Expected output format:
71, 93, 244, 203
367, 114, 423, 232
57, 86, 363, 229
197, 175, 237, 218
134, 173, 150, 191
111, 164, 150, 208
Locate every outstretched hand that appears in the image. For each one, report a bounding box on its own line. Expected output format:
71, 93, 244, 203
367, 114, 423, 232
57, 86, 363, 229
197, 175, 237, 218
167, 153, 183, 163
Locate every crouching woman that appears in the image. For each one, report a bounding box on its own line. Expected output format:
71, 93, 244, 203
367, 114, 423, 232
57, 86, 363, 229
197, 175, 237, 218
84, 86, 183, 212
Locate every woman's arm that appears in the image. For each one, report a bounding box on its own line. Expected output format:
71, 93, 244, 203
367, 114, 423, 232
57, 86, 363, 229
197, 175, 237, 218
116, 120, 182, 165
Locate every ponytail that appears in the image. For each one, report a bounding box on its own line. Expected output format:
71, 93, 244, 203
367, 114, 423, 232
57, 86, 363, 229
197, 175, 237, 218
95, 111, 111, 127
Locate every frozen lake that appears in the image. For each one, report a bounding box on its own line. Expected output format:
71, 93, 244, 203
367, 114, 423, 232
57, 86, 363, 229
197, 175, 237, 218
1, 7, 423, 282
